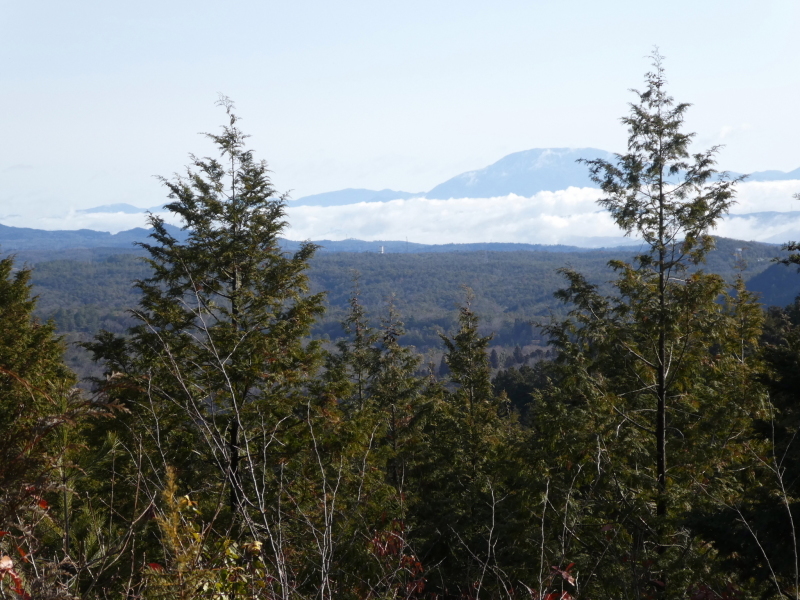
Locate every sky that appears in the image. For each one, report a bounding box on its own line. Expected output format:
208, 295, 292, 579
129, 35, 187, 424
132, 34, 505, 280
2, 0, 800, 242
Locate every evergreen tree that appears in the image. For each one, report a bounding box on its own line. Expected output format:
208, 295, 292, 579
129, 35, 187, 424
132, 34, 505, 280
414, 292, 524, 596
0, 255, 78, 528
536, 52, 761, 597
324, 275, 380, 411
578, 50, 740, 521
325, 288, 433, 598
0, 257, 75, 529
369, 299, 427, 496
512, 345, 525, 365
491, 362, 552, 420
85, 98, 327, 594
0, 255, 119, 599
777, 192, 800, 269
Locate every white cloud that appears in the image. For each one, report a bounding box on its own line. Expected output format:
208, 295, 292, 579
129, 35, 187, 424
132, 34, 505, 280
284, 180, 800, 246
0, 209, 180, 234
284, 188, 627, 246
732, 180, 800, 213
3, 180, 799, 247
716, 213, 800, 244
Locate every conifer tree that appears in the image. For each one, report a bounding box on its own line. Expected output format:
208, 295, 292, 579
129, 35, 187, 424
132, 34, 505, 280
536, 51, 761, 597
0, 255, 116, 599
368, 300, 427, 496
86, 96, 325, 530
414, 292, 525, 596
0, 256, 78, 526
489, 348, 499, 369
578, 51, 740, 521
777, 193, 800, 269
324, 276, 380, 412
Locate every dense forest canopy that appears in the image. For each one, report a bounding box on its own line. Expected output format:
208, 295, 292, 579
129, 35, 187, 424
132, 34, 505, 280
20, 237, 793, 379
2, 61, 800, 600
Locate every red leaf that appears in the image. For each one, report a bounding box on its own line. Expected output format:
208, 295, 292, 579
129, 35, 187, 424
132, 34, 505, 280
37, 499, 49, 510
0, 531, 9, 537
147, 562, 164, 572
16, 547, 28, 562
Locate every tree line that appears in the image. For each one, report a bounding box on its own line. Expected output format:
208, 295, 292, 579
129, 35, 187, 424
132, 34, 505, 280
2, 56, 800, 599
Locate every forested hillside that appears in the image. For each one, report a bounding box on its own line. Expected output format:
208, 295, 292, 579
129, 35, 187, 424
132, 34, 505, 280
22, 236, 786, 378
3, 63, 800, 600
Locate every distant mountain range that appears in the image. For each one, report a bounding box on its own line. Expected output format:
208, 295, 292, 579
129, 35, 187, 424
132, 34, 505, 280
0, 220, 614, 255
2, 147, 796, 254
0, 223, 188, 251
286, 147, 800, 207
73, 147, 800, 213
425, 148, 615, 199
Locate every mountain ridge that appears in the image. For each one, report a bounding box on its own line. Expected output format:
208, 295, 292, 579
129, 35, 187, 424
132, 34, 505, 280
69, 147, 800, 211
0, 215, 784, 257
287, 148, 800, 206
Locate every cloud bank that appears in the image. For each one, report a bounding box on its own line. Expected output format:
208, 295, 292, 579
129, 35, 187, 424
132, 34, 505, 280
284, 180, 800, 246
2, 180, 799, 247
0, 210, 180, 235
285, 188, 624, 246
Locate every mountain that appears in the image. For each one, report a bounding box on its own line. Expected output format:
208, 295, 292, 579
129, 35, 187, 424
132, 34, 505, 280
425, 148, 616, 199
0, 220, 612, 256
78, 149, 800, 212
744, 167, 800, 182
291, 188, 421, 207
283, 149, 614, 208
284, 239, 594, 254
0, 223, 188, 251
0, 220, 603, 254
746, 262, 800, 307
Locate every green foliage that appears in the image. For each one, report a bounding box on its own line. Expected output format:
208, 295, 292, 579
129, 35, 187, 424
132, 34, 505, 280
22, 236, 781, 380
689, 285, 800, 596
0, 255, 125, 600
535, 53, 768, 598
77, 100, 352, 598
407, 293, 529, 596
0, 255, 78, 525
87, 97, 324, 508
776, 193, 800, 269
142, 468, 277, 600
4, 66, 799, 598
491, 362, 553, 421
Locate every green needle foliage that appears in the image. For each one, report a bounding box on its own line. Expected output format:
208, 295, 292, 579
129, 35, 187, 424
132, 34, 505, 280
411, 291, 526, 597
536, 51, 766, 598
7, 57, 799, 599
0, 255, 122, 599
84, 97, 327, 593
0, 255, 78, 527
0, 253, 84, 525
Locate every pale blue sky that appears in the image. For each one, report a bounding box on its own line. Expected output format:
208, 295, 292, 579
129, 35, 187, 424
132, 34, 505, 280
2, 0, 799, 224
